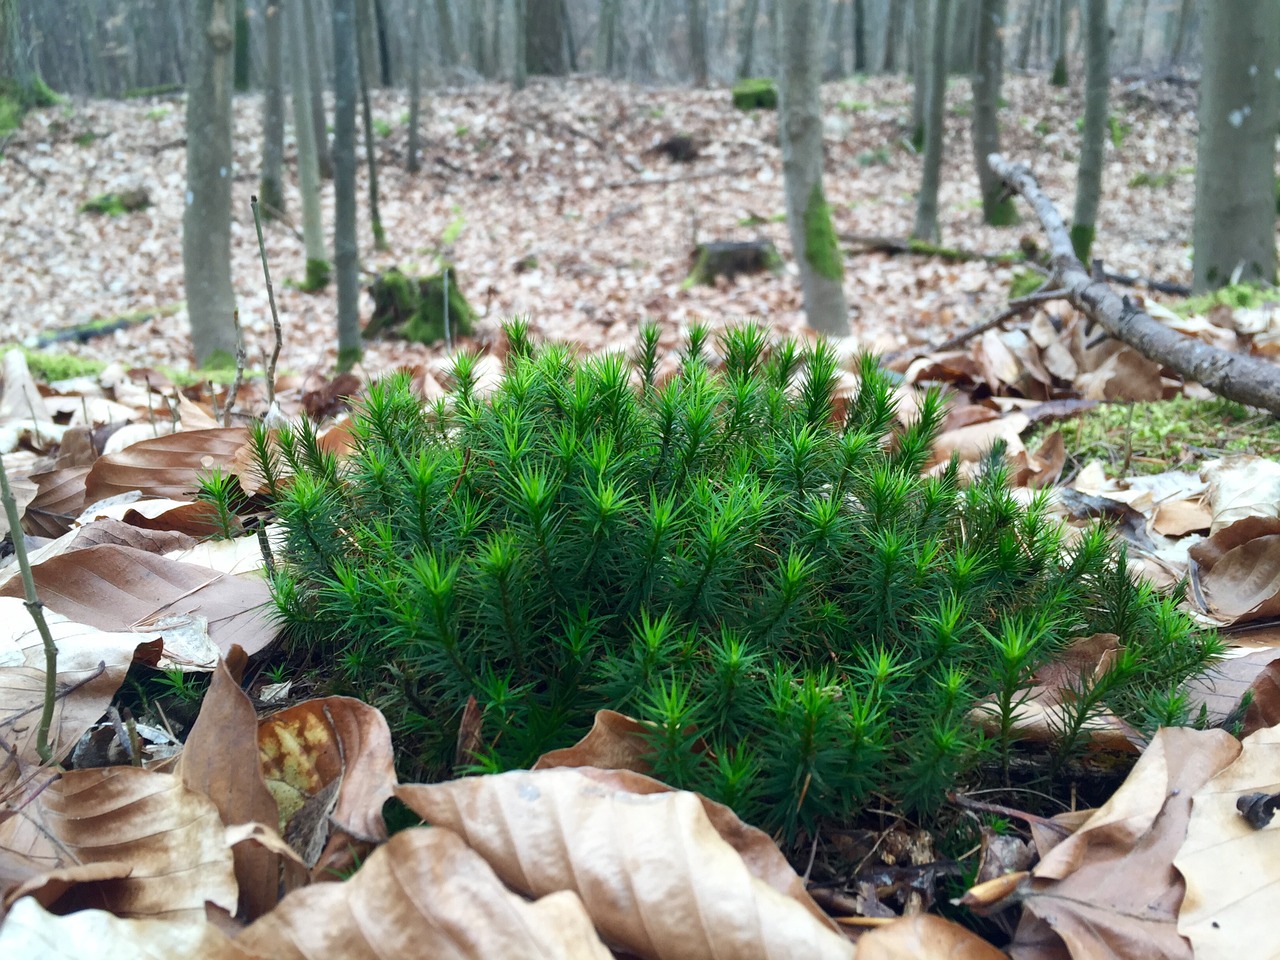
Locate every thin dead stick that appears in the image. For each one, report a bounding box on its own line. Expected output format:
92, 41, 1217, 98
989, 153, 1280, 416
920, 287, 1068, 357
224, 308, 247, 427
251, 195, 284, 406
0, 452, 57, 762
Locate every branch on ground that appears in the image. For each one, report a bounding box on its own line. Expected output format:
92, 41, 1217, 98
988, 153, 1280, 417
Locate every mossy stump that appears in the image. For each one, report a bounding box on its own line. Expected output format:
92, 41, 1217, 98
79, 189, 151, 216
732, 78, 778, 111
687, 240, 781, 286
365, 266, 476, 345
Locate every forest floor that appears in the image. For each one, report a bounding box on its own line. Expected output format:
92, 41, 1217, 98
0, 71, 1199, 380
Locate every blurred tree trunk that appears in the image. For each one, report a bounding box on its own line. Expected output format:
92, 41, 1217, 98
302, 0, 333, 177
471, 0, 490, 74
234, 0, 251, 89
598, 0, 620, 75
1015, 0, 1041, 70
333, 0, 361, 371
1071, 0, 1107, 260
736, 0, 760, 78
1050, 0, 1068, 84
259, 0, 286, 218
374, 0, 392, 84
1167, 0, 1193, 66
408, 0, 424, 170
436, 0, 458, 66
851, 0, 866, 72
913, 0, 950, 242
356, 0, 380, 86
910, 0, 928, 148
513, 0, 528, 87
183, 0, 238, 367
882, 0, 904, 71
972, 0, 1014, 224
1193, 0, 1278, 292
689, 0, 708, 85
288, 0, 329, 290
1128, 0, 1148, 64
778, 0, 847, 335
527, 0, 568, 74
948, 0, 975, 72
355, 1, 386, 249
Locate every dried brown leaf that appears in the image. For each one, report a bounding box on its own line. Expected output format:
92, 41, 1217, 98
1189, 517, 1280, 624
857, 914, 1007, 959
84, 426, 248, 503
533, 708, 653, 774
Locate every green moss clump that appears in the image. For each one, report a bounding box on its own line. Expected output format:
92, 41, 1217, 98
365, 266, 476, 345
732, 77, 778, 111
1070, 223, 1096, 263
18, 348, 107, 383
0, 76, 61, 136
79, 189, 151, 216
1173, 282, 1280, 317
256, 321, 1220, 838
301, 258, 331, 293
1129, 170, 1176, 189
1009, 269, 1045, 299
802, 182, 843, 283
1050, 58, 1068, 87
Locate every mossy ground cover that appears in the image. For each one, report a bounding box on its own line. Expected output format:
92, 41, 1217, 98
219, 323, 1220, 849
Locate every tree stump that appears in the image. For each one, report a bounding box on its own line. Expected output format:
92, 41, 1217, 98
687, 240, 781, 286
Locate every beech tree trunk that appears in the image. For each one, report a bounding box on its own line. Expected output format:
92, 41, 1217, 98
333, 0, 361, 371
1071, 0, 1108, 261
1050, 0, 1068, 84
288, 0, 329, 290
435, 0, 458, 66
778, 0, 847, 335
407, 0, 424, 171
913, 0, 950, 242
527, 0, 568, 74
1192, 0, 1279, 292
598, 0, 620, 75
688, 0, 708, 86
882, 0, 905, 71
355, 2, 386, 249
737, 0, 760, 78
1167, 0, 1192, 65
301, 0, 332, 178
259, 0, 286, 218
184, 0, 238, 367
513, 0, 528, 88
910, 0, 928, 147
971, 0, 1013, 225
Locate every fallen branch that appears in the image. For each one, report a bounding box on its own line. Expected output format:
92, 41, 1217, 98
839, 233, 1026, 265
893, 287, 1069, 362
988, 154, 1280, 416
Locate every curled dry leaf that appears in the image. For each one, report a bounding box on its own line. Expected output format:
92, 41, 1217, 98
0, 597, 161, 791
0, 767, 238, 922
1188, 517, 1280, 625
532, 708, 654, 774
0, 896, 250, 960
856, 914, 1008, 960
1008, 727, 1240, 960
237, 827, 613, 960
1175, 722, 1280, 959
396, 767, 855, 960
1201, 455, 1280, 534
83, 426, 248, 503
931, 413, 1029, 468
258, 698, 397, 876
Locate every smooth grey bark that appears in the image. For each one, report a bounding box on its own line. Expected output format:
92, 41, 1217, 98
471, 0, 489, 74
1128, 0, 1148, 64
1070, 0, 1107, 261
356, 0, 380, 86
183, 0, 238, 367
851, 0, 866, 72
435, 0, 458, 65
301, 0, 333, 178
736, 0, 761, 78
971, 0, 1013, 225
598, 0, 621, 75
1050, 0, 1068, 83
407, 0, 424, 171
1192, 0, 1279, 292
914, 0, 950, 241
689, 0, 708, 86
287, 0, 329, 287
527, 0, 568, 74
948, 0, 975, 72
333, 0, 361, 370
513, 0, 528, 88
354, 0, 385, 249
1167, 0, 1192, 65
1015, 0, 1041, 69
882, 0, 905, 71
259, 0, 286, 218
910, 0, 928, 145
778, 0, 847, 335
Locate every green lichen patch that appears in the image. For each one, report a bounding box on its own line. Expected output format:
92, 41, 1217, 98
1172, 282, 1280, 317
300, 258, 332, 293
802, 182, 843, 283
17, 348, 107, 383
731, 77, 777, 111
1070, 223, 1096, 263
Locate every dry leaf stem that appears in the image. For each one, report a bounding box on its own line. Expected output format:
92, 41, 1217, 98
0, 451, 57, 762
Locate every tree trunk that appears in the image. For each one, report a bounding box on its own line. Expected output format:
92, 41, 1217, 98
333, 0, 361, 371
910, 0, 928, 147
1050, 0, 1068, 84
852, 0, 866, 72
356, 0, 381, 87
1167, 0, 1192, 66
288, 0, 329, 290
301, 0, 333, 178
183, 0, 238, 367
1192, 0, 1279, 293
435, 0, 458, 66
598, 0, 620, 75
1015, 0, 1040, 70
1070, 0, 1107, 261
971, 0, 1014, 225
948, 0, 975, 73
373, 0, 392, 85
513, 0, 528, 87
1130, 0, 1148, 64
778, 0, 848, 335
689, 0, 708, 86
234, 0, 251, 89
736, 0, 760, 78
408, 0, 424, 170
913, 0, 950, 242
527, 0, 568, 74
259, 0, 286, 218
355, 2, 386, 249
882, 0, 905, 71
471, 0, 490, 74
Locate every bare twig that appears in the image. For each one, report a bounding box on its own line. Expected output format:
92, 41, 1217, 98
223, 308, 247, 427
0, 452, 57, 763
989, 153, 1280, 416
251, 195, 284, 406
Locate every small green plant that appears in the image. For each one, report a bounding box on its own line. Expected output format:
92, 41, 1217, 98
154, 669, 209, 705
374, 118, 393, 138
839, 99, 871, 112
263, 663, 291, 685
1009, 269, 1045, 299
857, 147, 890, 167
79, 190, 150, 216
441, 210, 466, 246
454, 124, 470, 138
1107, 115, 1130, 149
252, 323, 1220, 841
145, 106, 170, 121
1033, 119, 1052, 136
1128, 170, 1176, 189
732, 78, 778, 111
73, 131, 98, 147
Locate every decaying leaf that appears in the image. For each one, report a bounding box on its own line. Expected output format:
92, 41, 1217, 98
396, 767, 855, 960
237, 827, 613, 960
857, 914, 1008, 959
83, 426, 248, 503
1189, 517, 1280, 625
1201, 455, 1280, 534
533, 708, 654, 774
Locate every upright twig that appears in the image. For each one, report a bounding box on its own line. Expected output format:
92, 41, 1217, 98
0, 452, 57, 763
251, 196, 284, 406
223, 308, 247, 427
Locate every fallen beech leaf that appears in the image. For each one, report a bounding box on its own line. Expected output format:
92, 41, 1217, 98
0, 767, 238, 922
1201, 455, 1280, 534
857, 914, 1007, 959
1009, 727, 1240, 959
533, 709, 654, 773
0, 896, 250, 959
1151, 496, 1212, 537
0, 543, 276, 657
1073, 346, 1163, 402
931, 413, 1029, 466
181, 652, 280, 921
1181, 643, 1280, 726
396, 767, 855, 960
84, 426, 248, 503
238, 827, 613, 960
1175, 722, 1280, 958
1189, 517, 1280, 624
23, 466, 90, 539
66, 516, 197, 555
